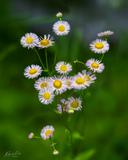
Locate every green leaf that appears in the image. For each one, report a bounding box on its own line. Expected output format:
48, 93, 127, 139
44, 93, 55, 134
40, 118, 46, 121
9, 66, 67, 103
72, 131, 84, 140
74, 149, 96, 160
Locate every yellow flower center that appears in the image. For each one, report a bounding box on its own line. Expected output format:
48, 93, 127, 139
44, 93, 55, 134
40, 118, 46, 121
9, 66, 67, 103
40, 82, 47, 89
71, 101, 79, 108
40, 39, 50, 46
75, 78, 85, 85
66, 81, 70, 87
26, 37, 33, 44
95, 42, 104, 49
84, 76, 91, 81
91, 62, 99, 69
29, 68, 37, 75
60, 65, 67, 71
53, 80, 62, 89
58, 25, 65, 32
43, 92, 50, 100
45, 129, 52, 136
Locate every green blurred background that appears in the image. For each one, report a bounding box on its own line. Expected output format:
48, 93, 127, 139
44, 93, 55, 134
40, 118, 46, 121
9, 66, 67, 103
0, 0, 128, 160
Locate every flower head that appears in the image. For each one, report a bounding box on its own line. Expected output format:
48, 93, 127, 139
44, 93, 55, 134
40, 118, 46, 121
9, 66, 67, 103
57, 99, 69, 112
53, 21, 70, 36
37, 34, 54, 48
40, 125, 54, 140
79, 70, 96, 85
56, 12, 62, 18
90, 39, 109, 54
24, 64, 43, 79
38, 88, 55, 105
34, 77, 52, 90
20, 33, 39, 49
98, 30, 114, 37
67, 97, 82, 111
50, 76, 67, 95
64, 76, 74, 90
86, 58, 105, 73
28, 133, 34, 139
55, 61, 72, 75
71, 73, 90, 90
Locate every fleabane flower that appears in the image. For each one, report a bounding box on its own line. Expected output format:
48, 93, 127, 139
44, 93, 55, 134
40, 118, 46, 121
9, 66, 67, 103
50, 76, 67, 95
40, 125, 54, 140
71, 73, 90, 90
86, 59, 105, 73
37, 34, 54, 48
57, 99, 69, 113
64, 76, 74, 90
34, 77, 52, 90
38, 88, 55, 105
28, 133, 34, 139
24, 64, 43, 79
55, 61, 72, 75
90, 39, 109, 54
20, 33, 39, 49
53, 21, 70, 36
67, 97, 82, 111
80, 70, 96, 85
98, 30, 114, 37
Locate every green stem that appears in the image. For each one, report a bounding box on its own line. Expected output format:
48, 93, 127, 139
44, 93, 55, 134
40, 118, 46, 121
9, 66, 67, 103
100, 54, 105, 61
54, 36, 61, 64
74, 60, 85, 65
48, 106, 67, 128
45, 48, 50, 75
62, 112, 73, 151
34, 136, 40, 138
34, 47, 47, 71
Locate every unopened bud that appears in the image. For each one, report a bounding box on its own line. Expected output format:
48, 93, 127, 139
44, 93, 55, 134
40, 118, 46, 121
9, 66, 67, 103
56, 12, 62, 18
68, 109, 74, 114
28, 133, 34, 139
53, 150, 59, 155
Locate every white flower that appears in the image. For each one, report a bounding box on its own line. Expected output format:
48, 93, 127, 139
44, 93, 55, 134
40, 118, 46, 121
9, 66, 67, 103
20, 33, 39, 49
57, 99, 69, 112
24, 64, 43, 79
79, 70, 96, 85
34, 77, 52, 90
38, 88, 55, 105
40, 125, 54, 140
71, 73, 90, 90
55, 61, 72, 75
86, 59, 105, 73
37, 34, 55, 48
67, 97, 82, 111
98, 30, 114, 37
90, 39, 109, 54
64, 76, 74, 90
53, 21, 70, 36
50, 76, 67, 95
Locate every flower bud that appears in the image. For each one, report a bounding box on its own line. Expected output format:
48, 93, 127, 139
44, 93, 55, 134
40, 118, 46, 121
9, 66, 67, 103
28, 133, 34, 139
68, 108, 74, 114
53, 150, 59, 155
56, 12, 62, 18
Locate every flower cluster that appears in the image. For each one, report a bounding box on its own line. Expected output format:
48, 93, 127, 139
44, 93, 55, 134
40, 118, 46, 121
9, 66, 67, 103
21, 12, 114, 156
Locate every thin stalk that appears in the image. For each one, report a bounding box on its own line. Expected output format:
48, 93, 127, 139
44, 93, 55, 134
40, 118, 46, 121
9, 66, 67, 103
100, 54, 105, 61
34, 47, 47, 70
48, 106, 67, 128
74, 60, 85, 65
54, 36, 61, 64
45, 48, 50, 75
